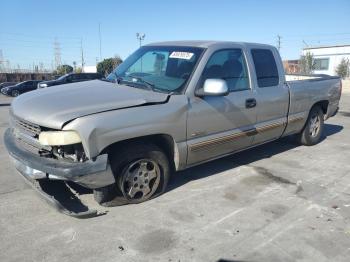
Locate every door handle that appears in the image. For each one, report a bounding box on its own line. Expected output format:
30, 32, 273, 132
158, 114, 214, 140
245, 98, 257, 108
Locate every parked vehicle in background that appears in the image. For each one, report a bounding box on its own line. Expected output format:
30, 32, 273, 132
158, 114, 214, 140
0, 82, 18, 89
1, 82, 18, 95
1, 80, 43, 97
4, 41, 342, 217
37, 73, 103, 88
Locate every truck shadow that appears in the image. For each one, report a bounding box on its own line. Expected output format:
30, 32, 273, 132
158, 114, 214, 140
167, 123, 343, 192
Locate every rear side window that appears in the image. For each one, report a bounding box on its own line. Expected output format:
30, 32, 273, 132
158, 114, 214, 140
251, 49, 279, 87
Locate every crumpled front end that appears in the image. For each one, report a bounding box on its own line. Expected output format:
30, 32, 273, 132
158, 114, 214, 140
4, 113, 115, 217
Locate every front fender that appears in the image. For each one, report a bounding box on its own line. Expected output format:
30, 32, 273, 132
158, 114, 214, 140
62, 95, 189, 160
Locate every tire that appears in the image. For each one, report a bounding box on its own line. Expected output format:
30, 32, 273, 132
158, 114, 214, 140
93, 184, 117, 204
297, 106, 324, 146
11, 90, 19, 97
94, 143, 170, 205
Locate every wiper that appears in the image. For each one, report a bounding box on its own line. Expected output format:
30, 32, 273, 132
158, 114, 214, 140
118, 78, 152, 91
119, 76, 169, 93
132, 77, 172, 94
130, 76, 156, 91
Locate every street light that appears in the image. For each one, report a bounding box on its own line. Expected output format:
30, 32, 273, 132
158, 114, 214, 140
136, 33, 146, 47
136, 33, 146, 72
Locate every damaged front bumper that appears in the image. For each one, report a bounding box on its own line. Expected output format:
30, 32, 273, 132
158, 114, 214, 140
4, 128, 115, 217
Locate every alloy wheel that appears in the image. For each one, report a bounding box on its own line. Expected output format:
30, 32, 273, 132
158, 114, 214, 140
120, 159, 161, 201
309, 114, 321, 137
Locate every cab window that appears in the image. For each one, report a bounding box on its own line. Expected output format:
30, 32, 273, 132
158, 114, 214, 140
202, 49, 250, 92
251, 49, 279, 87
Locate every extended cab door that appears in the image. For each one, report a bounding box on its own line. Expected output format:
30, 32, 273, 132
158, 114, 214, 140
248, 47, 289, 145
186, 48, 257, 165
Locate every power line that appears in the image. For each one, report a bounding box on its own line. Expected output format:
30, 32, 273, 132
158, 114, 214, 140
283, 32, 350, 38
0, 38, 80, 45
0, 31, 81, 40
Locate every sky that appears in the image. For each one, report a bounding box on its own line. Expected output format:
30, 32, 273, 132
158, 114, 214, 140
0, 0, 349, 70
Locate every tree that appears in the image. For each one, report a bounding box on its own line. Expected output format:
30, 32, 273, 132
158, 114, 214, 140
55, 64, 73, 75
97, 56, 123, 76
335, 58, 349, 79
299, 52, 315, 74
75, 67, 83, 73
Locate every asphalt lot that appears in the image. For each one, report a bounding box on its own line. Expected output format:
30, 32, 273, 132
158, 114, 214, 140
0, 91, 349, 262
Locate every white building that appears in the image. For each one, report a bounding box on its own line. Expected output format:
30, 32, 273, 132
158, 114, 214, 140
82, 65, 97, 73
302, 44, 350, 76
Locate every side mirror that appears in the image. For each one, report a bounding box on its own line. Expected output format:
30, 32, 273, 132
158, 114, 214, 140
195, 79, 229, 97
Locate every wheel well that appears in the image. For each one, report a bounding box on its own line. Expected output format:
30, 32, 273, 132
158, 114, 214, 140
312, 100, 329, 114
101, 134, 177, 170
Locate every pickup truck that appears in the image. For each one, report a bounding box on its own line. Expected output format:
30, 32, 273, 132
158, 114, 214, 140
4, 41, 341, 217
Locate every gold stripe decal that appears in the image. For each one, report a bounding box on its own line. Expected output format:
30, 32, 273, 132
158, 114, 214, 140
288, 116, 304, 124
190, 121, 286, 152
190, 129, 255, 152
256, 122, 284, 133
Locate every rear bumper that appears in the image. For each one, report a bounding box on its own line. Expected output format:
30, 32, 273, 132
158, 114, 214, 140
4, 128, 115, 189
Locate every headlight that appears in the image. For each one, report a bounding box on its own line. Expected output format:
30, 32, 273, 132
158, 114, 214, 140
39, 131, 81, 146
39, 83, 48, 88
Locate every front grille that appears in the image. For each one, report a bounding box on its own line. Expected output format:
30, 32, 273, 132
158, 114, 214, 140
9, 112, 51, 155
12, 115, 41, 137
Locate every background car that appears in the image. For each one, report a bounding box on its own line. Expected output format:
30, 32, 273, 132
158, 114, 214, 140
1, 80, 42, 97
0, 82, 18, 93
38, 73, 103, 88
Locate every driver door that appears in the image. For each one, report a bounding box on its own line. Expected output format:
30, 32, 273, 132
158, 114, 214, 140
187, 49, 257, 165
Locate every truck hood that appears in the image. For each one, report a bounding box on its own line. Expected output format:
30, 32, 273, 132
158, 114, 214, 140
11, 80, 169, 129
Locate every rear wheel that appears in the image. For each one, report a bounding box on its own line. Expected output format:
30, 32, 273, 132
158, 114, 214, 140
297, 106, 324, 146
94, 143, 170, 204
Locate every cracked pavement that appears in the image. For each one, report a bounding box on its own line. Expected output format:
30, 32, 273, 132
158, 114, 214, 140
0, 92, 349, 262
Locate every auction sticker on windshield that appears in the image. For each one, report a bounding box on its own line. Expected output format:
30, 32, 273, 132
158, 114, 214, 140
169, 52, 194, 60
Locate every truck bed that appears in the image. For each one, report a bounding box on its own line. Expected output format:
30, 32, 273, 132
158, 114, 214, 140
285, 74, 340, 82
282, 74, 341, 136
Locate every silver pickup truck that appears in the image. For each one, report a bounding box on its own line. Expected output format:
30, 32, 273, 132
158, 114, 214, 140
4, 41, 341, 217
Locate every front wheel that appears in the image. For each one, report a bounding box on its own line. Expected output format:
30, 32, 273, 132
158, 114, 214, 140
94, 143, 170, 204
11, 90, 19, 97
297, 106, 324, 146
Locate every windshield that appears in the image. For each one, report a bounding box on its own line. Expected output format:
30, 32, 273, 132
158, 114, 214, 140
107, 46, 204, 93
57, 74, 69, 81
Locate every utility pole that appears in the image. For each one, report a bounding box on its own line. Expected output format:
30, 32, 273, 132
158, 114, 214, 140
98, 23, 102, 61
53, 38, 62, 69
80, 38, 85, 72
0, 49, 4, 73
277, 34, 282, 51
